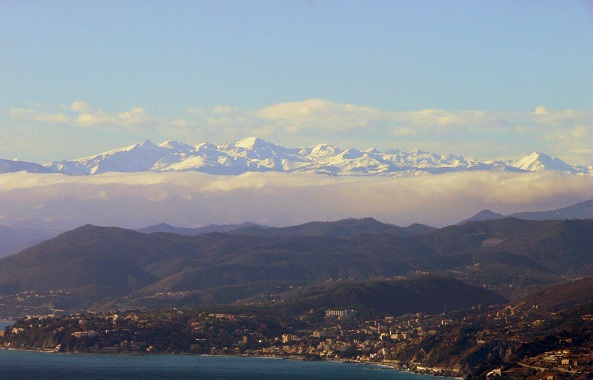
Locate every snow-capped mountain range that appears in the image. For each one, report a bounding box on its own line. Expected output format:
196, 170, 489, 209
3, 137, 592, 176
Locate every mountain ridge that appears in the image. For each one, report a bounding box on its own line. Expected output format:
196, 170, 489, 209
2, 137, 589, 176
0, 225, 59, 258
1, 217, 592, 317
461, 198, 593, 224
135, 222, 268, 235
0, 158, 54, 174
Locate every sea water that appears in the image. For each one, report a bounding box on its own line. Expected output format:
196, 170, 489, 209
0, 322, 455, 380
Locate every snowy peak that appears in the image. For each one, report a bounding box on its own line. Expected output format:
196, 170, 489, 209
337, 148, 363, 160
234, 137, 271, 149
195, 142, 218, 151
230, 137, 280, 156
138, 139, 158, 148
17, 138, 592, 177
512, 152, 581, 174
159, 140, 195, 151
45, 139, 171, 175
309, 144, 342, 157
110, 139, 160, 154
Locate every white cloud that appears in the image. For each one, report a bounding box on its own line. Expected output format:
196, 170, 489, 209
75, 113, 114, 127
117, 107, 148, 127
534, 107, 593, 164
10, 108, 70, 124
171, 119, 189, 127
392, 127, 417, 137
531, 105, 592, 126
70, 101, 94, 113
206, 116, 235, 127
213, 105, 234, 114
185, 107, 207, 115
6, 99, 593, 165
390, 109, 506, 129
9, 101, 151, 128
256, 99, 381, 132
169, 100, 593, 164
70, 101, 147, 128
36, 113, 70, 123
253, 100, 588, 137
67, 101, 117, 127
254, 101, 510, 134
546, 125, 591, 141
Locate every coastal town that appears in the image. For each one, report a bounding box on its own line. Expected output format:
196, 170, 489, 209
2, 302, 593, 379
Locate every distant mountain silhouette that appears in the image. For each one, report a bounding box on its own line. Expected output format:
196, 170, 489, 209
136, 222, 266, 235
511, 198, 593, 220
0, 159, 54, 174
228, 217, 435, 238
0, 225, 58, 258
458, 209, 505, 224
461, 198, 593, 224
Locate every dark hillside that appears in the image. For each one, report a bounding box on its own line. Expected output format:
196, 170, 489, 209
514, 276, 593, 312
0, 224, 438, 303
415, 218, 560, 255
0, 225, 200, 298
279, 276, 507, 315
139, 235, 436, 294
483, 219, 593, 275
1, 218, 593, 315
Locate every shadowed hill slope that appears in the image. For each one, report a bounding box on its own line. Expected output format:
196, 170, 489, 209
0, 218, 591, 312
279, 276, 507, 315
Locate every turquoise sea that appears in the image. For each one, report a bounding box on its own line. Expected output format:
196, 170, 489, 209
0, 322, 455, 380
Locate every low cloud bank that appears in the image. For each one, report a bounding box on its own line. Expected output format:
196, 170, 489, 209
0, 171, 591, 230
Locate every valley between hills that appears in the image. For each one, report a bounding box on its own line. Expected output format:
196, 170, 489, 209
2, 216, 593, 378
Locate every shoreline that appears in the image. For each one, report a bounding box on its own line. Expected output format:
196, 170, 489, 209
0, 345, 463, 379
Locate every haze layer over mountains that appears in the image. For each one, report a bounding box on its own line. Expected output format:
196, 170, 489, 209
1, 138, 593, 230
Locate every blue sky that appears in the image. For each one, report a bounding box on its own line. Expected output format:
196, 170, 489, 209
1, 0, 592, 163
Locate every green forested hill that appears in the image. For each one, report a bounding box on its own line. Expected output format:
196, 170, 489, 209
0, 218, 592, 314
